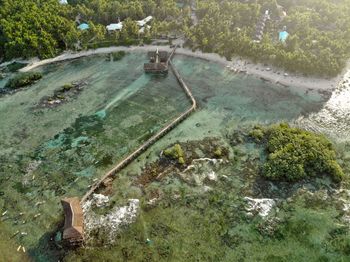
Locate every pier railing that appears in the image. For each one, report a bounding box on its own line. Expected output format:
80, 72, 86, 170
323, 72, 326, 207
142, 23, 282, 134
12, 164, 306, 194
80, 49, 196, 203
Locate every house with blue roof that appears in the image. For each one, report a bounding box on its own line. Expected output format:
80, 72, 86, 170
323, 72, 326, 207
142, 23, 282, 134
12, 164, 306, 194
279, 31, 289, 42
77, 23, 89, 31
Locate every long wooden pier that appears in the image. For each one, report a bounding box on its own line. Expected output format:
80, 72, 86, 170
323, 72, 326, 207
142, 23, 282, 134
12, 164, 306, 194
80, 49, 196, 203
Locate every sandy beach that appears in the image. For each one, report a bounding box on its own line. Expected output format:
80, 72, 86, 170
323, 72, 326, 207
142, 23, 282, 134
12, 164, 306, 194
16, 45, 348, 91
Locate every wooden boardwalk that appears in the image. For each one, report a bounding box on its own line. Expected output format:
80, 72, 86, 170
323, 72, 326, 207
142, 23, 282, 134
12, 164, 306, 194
80, 49, 196, 203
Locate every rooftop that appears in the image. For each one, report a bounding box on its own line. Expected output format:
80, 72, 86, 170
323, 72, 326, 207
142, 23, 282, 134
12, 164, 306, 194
279, 31, 289, 42
77, 23, 89, 31
107, 23, 123, 31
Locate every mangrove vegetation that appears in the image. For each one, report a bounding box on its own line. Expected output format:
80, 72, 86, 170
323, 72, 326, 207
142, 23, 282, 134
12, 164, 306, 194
249, 123, 344, 182
5, 72, 42, 89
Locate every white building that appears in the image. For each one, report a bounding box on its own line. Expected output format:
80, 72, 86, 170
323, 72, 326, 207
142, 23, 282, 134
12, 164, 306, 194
136, 16, 153, 27
106, 22, 123, 31
106, 16, 152, 32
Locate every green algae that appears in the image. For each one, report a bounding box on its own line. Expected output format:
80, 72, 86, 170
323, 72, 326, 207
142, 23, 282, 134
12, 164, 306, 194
71, 136, 89, 148
0, 52, 347, 262
94, 110, 106, 119
45, 134, 67, 149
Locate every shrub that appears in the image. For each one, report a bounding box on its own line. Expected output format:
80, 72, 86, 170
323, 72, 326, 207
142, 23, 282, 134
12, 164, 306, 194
214, 147, 222, 157
249, 128, 265, 142
61, 84, 74, 91
5, 72, 42, 89
163, 143, 186, 165
253, 123, 344, 182
164, 148, 173, 156
178, 157, 185, 165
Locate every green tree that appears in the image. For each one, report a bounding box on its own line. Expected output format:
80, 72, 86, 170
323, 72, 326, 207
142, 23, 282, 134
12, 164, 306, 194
0, 0, 78, 59
249, 123, 345, 182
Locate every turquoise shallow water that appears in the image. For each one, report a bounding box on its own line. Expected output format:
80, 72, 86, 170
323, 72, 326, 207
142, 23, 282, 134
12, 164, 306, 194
0, 52, 334, 261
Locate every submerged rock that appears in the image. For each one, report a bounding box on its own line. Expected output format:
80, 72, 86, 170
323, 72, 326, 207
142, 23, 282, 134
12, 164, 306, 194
205, 171, 218, 182
333, 188, 350, 224
37, 78, 89, 109
202, 185, 212, 193
178, 158, 222, 186
92, 194, 109, 208
25, 160, 41, 175
22, 160, 41, 187
83, 196, 140, 245
244, 197, 276, 218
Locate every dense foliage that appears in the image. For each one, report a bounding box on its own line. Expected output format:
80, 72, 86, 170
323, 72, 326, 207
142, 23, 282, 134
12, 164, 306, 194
0, 0, 184, 60
5, 72, 43, 89
1, 0, 349, 76
249, 123, 344, 182
164, 143, 186, 164
186, 0, 350, 77
0, 0, 78, 59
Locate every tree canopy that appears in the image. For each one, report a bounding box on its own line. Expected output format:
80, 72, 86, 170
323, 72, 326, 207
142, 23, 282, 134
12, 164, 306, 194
0, 0, 79, 59
0, 0, 182, 59
186, 0, 350, 77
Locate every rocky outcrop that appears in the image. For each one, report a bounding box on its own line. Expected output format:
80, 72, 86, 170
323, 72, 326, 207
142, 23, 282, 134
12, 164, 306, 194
244, 197, 276, 218
82, 194, 140, 245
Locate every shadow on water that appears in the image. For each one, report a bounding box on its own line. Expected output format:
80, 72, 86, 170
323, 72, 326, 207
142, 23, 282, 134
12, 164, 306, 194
28, 220, 71, 262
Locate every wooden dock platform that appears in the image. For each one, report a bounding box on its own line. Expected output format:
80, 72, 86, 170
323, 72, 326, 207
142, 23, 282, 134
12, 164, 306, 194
143, 47, 177, 74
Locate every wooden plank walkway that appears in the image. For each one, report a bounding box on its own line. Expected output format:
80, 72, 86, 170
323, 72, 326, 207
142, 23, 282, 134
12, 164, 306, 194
80, 48, 196, 203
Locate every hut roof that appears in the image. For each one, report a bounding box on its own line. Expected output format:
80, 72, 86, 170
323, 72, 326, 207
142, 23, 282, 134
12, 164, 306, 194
279, 31, 289, 42
77, 23, 89, 31
61, 197, 84, 244
107, 22, 123, 31
147, 51, 168, 62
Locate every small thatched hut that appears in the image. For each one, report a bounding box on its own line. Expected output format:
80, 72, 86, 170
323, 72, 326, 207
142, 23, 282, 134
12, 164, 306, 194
61, 197, 84, 245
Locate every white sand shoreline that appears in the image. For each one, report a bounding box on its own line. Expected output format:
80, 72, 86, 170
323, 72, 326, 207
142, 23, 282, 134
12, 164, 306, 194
14, 45, 348, 91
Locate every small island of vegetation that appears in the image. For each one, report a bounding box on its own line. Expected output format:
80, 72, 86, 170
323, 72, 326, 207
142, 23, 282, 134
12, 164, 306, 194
5, 72, 42, 89
250, 123, 344, 182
